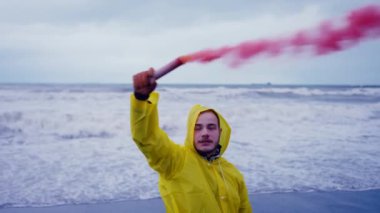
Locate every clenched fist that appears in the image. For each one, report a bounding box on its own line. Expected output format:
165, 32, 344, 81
133, 68, 157, 100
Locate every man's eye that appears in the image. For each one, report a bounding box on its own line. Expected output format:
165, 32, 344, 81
208, 125, 216, 130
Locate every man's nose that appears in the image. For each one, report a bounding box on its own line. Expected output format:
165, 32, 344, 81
201, 129, 209, 137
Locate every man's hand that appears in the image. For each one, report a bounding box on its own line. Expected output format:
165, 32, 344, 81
133, 68, 157, 100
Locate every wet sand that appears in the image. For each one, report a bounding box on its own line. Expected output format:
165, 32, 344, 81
1, 189, 379, 213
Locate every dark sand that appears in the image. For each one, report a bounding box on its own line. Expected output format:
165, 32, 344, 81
1, 189, 379, 213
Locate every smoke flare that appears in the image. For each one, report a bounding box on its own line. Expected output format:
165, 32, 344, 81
184, 4, 380, 66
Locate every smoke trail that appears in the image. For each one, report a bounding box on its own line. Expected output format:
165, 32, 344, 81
184, 4, 380, 66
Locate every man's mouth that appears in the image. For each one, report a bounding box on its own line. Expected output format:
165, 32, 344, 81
199, 140, 213, 144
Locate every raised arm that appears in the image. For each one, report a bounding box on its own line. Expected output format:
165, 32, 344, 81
130, 69, 184, 179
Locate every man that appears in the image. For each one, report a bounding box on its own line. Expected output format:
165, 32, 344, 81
130, 68, 252, 212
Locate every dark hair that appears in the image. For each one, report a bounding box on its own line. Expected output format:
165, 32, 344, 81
200, 109, 220, 128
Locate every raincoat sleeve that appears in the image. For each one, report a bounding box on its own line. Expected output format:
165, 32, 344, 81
130, 92, 184, 179
239, 178, 253, 213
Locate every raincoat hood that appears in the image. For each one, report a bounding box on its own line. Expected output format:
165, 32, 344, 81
185, 104, 231, 156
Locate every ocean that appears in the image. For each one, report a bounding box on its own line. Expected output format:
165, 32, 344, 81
0, 83, 379, 208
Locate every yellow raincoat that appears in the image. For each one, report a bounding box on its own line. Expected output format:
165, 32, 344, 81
130, 92, 252, 213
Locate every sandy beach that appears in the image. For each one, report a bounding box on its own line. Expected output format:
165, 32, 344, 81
1, 189, 379, 213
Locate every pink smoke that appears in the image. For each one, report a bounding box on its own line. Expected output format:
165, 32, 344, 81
184, 4, 380, 66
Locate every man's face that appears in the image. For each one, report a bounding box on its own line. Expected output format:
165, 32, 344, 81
193, 111, 221, 154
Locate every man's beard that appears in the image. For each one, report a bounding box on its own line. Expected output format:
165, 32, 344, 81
196, 144, 222, 161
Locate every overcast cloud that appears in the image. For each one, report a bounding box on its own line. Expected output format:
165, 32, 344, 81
1, 0, 379, 84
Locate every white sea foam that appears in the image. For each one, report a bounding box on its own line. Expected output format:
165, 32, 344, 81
0, 84, 380, 207
252, 86, 380, 97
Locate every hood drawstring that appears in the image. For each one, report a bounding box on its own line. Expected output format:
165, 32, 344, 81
198, 144, 229, 199
218, 159, 229, 196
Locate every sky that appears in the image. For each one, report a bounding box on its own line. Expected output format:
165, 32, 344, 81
1, 0, 380, 85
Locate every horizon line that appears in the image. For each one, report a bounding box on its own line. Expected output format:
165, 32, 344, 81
0, 82, 379, 87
